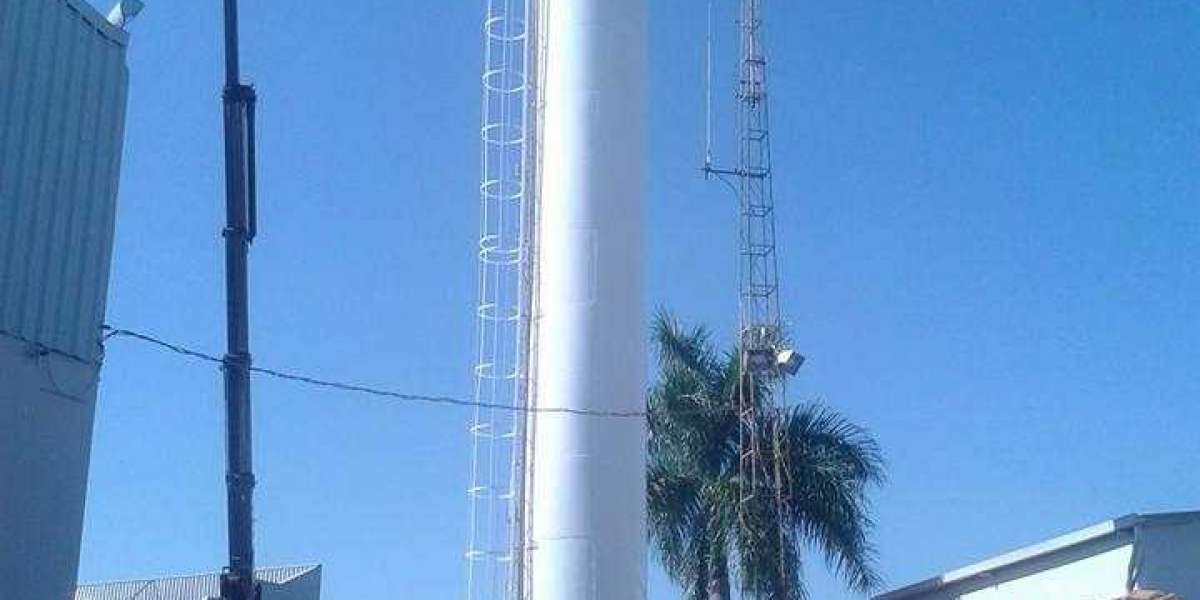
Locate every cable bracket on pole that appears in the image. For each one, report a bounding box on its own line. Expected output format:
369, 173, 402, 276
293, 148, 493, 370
223, 83, 257, 103
225, 471, 257, 490
222, 352, 253, 371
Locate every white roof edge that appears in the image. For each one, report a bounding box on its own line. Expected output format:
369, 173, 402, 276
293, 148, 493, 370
875, 511, 1200, 600
63, 0, 131, 45
272, 563, 322, 584
940, 520, 1119, 583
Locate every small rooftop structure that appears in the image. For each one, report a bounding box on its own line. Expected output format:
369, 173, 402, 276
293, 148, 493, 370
74, 565, 322, 600
875, 511, 1200, 600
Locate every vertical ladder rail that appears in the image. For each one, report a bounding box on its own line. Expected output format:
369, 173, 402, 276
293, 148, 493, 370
467, 1, 533, 599
514, 0, 546, 597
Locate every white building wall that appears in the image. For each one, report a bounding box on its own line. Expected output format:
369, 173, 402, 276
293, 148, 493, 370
960, 544, 1132, 600
0, 1, 131, 598
0, 335, 101, 600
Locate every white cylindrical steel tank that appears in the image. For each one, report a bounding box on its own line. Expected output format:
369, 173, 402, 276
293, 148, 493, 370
529, 0, 647, 598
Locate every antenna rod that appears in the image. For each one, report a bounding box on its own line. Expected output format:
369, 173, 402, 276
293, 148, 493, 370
219, 0, 260, 598
704, 0, 714, 171
703, 0, 738, 181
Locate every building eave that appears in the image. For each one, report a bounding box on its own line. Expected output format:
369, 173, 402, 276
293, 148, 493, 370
63, 0, 131, 46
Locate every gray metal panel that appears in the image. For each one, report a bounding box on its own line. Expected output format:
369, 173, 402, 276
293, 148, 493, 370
0, 0, 130, 361
1130, 517, 1200, 598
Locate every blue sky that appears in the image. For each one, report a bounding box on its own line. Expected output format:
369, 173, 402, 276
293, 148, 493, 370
79, 1, 1200, 598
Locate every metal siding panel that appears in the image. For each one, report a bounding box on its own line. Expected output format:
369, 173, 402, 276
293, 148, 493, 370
14, 0, 63, 341
83, 31, 126, 357
11, 5, 52, 339
0, 0, 32, 162
0, 0, 36, 184
1, 0, 50, 334
73, 38, 122, 357
89, 63, 127, 352
33, 2, 88, 346
48, 13, 98, 354
54, 24, 102, 354
23, 5, 73, 341
0, 0, 128, 360
0, 0, 28, 326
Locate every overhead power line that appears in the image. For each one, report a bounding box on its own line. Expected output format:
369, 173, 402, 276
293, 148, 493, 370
100, 326, 651, 419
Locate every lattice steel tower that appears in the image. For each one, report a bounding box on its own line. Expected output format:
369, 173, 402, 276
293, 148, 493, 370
733, 0, 785, 370
466, 1, 538, 599
705, 0, 803, 586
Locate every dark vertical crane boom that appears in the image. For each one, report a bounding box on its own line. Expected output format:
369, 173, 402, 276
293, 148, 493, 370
218, 0, 260, 599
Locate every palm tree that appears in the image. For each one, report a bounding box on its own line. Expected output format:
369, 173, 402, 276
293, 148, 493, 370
647, 312, 885, 600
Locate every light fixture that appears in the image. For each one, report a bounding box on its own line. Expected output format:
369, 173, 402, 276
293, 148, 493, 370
107, 0, 145, 28
774, 347, 804, 376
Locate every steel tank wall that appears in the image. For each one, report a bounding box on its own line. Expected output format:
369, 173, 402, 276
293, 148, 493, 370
529, 0, 647, 598
0, 1, 130, 598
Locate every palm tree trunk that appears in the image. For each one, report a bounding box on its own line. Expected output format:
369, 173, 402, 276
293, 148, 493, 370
707, 554, 731, 600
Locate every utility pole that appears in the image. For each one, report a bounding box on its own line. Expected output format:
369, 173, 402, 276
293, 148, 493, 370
218, 0, 260, 599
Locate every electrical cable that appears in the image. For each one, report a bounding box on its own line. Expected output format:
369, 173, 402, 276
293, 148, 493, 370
101, 325, 660, 419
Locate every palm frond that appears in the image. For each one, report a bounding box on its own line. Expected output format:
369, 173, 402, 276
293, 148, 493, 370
653, 310, 722, 385
773, 404, 885, 593
648, 464, 706, 585
648, 312, 886, 599
733, 478, 806, 600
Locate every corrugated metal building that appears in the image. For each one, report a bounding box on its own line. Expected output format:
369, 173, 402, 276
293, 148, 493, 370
875, 512, 1200, 600
0, 0, 129, 360
0, 0, 132, 598
74, 565, 323, 600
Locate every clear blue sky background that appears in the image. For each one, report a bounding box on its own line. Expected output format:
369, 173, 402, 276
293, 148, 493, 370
78, 1, 1200, 598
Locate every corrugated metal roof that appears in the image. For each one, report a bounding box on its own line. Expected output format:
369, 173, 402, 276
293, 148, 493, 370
74, 565, 322, 600
0, 0, 131, 361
